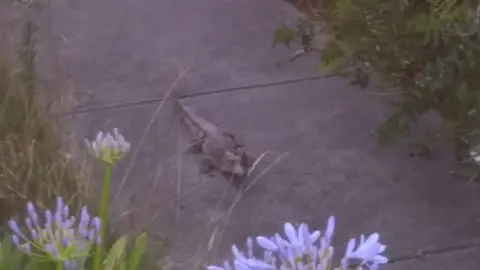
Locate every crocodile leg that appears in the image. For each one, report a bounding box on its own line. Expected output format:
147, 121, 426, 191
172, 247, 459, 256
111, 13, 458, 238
185, 138, 203, 154
199, 156, 216, 177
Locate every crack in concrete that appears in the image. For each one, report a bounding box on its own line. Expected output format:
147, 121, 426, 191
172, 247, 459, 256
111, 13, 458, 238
386, 239, 480, 265
67, 73, 339, 116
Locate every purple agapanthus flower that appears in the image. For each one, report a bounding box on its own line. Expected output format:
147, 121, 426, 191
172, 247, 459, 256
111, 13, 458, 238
341, 233, 388, 270
208, 216, 388, 270
8, 197, 101, 270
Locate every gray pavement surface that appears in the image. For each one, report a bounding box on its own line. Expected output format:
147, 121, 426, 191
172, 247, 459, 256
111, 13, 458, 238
37, 0, 318, 108
384, 246, 480, 270
3, 0, 480, 269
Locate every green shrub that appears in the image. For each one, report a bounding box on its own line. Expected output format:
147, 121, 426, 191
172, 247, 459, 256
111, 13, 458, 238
276, 0, 480, 161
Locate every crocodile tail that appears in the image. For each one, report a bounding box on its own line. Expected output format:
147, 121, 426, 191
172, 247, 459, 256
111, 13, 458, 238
172, 97, 204, 138
168, 89, 184, 114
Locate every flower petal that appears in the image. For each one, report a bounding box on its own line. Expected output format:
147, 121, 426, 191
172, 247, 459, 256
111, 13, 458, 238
309, 230, 321, 244
298, 223, 308, 244
363, 233, 380, 248
11, 235, 20, 245
223, 260, 232, 270
256, 236, 278, 251
373, 254, 389, 264
245, 258, 276, 270
283, 223, 298, 245
345, 238, 356, 256
323, 216, 335, 244
207, 266, 225, 270
8, 219, 22, 236
232, 245, 248, 263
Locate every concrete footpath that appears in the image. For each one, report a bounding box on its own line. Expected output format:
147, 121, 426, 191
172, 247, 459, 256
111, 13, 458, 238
3, 0, 480, 268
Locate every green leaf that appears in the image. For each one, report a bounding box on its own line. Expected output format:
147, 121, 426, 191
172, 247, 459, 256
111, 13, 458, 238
23, 259, 39, 270
127, 233, 147, 270
272, 24, 297, 48
104, 236, 127, 270
377, 111, 410, 146
318, 57, 346, 72
409, 14, 429, 33
0, 236, 25, 270
319, 40, 346, 72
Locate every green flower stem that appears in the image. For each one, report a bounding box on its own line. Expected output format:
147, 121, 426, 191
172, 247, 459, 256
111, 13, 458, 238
93, 162, 113, 270
99, 162, 112, 240
56, 262, 63, 270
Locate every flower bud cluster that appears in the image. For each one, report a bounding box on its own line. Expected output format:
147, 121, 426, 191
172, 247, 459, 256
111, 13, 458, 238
9, 197, 101, 269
